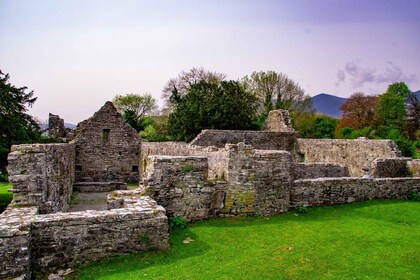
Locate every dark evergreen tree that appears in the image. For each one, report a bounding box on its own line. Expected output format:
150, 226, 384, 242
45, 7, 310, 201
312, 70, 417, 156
0, 70, 41, 176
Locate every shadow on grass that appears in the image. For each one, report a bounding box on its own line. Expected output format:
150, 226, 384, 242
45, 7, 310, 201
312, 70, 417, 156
72, 229, 212, 279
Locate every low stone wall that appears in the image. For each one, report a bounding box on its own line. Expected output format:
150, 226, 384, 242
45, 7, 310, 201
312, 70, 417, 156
296, 138, 401, 176
7, 143, 76, 213
141, 142, 229, 180
31, 197, 169, 275
291, 177, 420, 207
0, 207, 38, 279
292, 163, 349, 180
0, 196, 169, 278
368, 158, 411, 178
190, 129, 297, 152
407, 159, 420, 177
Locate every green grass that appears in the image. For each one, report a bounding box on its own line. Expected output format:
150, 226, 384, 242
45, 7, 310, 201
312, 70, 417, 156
0, 182, 12, 213
71, 200, 420, 279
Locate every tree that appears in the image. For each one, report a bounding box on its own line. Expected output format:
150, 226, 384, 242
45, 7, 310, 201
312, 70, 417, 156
112, 93, 157, 132
168, 81, 258, 142
336, 92, 379, 133
0, 70, 41, 176
162, 67, 226, 113
405, 93, 420, 140
113, 93, 157, 120
377, 82, 410, 129
294, 114, 338, 139
241, 71, 313, 121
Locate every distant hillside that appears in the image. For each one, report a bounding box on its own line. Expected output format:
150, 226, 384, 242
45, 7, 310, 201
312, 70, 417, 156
311, 93, 347, 118
310, 90, 419, 118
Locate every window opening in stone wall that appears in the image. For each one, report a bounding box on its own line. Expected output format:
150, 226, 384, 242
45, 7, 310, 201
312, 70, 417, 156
76, 165, 82, 171
103, 129, 110, 141
132, 165, 139, 172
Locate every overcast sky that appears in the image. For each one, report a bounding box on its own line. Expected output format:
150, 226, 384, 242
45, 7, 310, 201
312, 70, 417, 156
1, 0, 419, 124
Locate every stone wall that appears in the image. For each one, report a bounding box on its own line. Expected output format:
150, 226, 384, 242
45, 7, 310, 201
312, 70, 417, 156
262, 109, 295, 133
48, 113, 67, 138
142, 156, 226, 221
7, 143, 75, 213
0, 207, 38, 279
142, 143, 293, 219
408, 160, 420, 177
296, 138, 401, 176
222, 143, 292, 215
291, 177, 420, 207
30, 197, 169, 275
190, 129, 297, 152
141, 142, 229, 180
368, 158, 412, 178
72, 101, 141, 183
0, 196, 169, 278
292, 163, 349, 180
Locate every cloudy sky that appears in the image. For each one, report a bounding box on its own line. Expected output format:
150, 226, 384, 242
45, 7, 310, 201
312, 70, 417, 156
1, 0, 419, 124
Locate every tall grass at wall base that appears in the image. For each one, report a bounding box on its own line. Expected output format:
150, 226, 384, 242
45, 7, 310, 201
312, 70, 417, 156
71, 200, 420, 280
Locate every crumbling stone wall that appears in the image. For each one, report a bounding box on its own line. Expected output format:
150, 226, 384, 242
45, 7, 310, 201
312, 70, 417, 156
0, 207, 38, 279
296, 138, 401, 176
292, 163, 349, 180
142, 143, 293, 219
368, 158, 412, 178
72, 101, 141, 183
190, 129, 297, 152
222, 143, 292, 215
30, 197, 169, 275
142, 142, 229, 180
142, 156, 226, 221
48, 113, 67, 138
291, 177, 420, 207
7, 143, 75, 213
262, 109, 295, 133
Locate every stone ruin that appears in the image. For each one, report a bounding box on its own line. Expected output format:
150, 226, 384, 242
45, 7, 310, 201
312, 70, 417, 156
1, 107, 419, 279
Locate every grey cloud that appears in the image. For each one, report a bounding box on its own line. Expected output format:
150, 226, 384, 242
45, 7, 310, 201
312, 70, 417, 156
336, 61, 418, 88
376, 61, 418, 84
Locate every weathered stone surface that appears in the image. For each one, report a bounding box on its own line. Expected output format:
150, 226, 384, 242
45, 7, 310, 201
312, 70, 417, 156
222, 144, 292, 215
7, 143, 75, 213
296, 138, 401, 176
30, 198, 169, 274
262, 109, 295, 133
72, 101, 141, 183
48, 113, 67, 139
142, 156, 223, 221
291, 177, 420, 207
0, 207, 38, 280
407, 159, 420, 177
190, 129, 297, 152
368, 157, 412, 178
292, 163, 349, 179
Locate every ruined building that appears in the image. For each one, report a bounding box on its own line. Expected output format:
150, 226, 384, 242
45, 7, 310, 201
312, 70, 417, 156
1, 106, 419, 279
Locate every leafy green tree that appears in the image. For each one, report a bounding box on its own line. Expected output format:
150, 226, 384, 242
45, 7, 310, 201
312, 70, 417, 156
113, 93, 157, 121
405, 93, 420, 140
295, 114, 338, 139
0, 70, 41, 176
241, 71, 313, 120
162, 67, 226, 114
168, 81, 258, 142
377, 82, 410, 129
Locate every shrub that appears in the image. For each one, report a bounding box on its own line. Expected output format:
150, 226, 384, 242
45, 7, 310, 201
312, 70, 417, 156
169, 216, 187, 230
296, 205, 308, 214
408, 191, 420, 202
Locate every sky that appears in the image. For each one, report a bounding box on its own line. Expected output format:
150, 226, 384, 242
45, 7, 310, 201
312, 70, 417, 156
1, 0, 419, 124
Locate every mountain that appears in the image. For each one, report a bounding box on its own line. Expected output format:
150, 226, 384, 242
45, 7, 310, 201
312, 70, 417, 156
65, 123, 76, 129
413, 90, 420, 98
311, 93, 347, 118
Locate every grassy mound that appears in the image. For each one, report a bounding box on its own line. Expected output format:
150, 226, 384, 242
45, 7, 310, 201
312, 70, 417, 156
72, 200, 420, 279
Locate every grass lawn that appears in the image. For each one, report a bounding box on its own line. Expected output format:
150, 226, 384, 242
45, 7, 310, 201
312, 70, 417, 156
71, 200, 420, 280
0, 182, 12, 213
